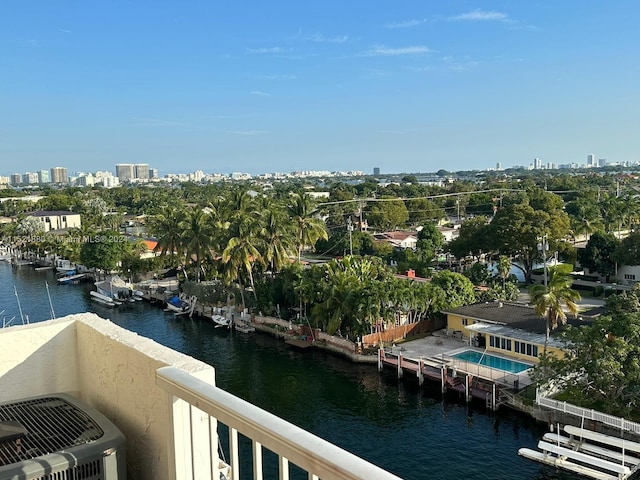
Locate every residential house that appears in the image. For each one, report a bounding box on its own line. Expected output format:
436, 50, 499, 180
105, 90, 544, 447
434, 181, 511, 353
442, 301, 593, 363
437, 226, 460, 243
373, 231, 417, 250
27, 210, 81, 232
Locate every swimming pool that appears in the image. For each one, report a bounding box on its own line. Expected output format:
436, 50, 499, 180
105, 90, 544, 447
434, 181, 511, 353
452, 350, 532, 374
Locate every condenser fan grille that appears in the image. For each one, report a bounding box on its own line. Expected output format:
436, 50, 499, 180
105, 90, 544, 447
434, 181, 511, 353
0, 396, 104, 466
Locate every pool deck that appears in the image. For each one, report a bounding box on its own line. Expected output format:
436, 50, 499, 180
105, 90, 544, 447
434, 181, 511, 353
389, 330, 469, 360
383, 329, 534, 397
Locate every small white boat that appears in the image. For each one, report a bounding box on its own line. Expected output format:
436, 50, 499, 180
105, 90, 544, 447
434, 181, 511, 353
90, 291, 121, 307
96, 275, 136, 303
210, 314, 230, 328
55, 258, 76, 273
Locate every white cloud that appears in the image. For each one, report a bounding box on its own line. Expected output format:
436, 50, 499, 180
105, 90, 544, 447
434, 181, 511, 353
58, 28, 72, 34
304, 33, 349, 43
452, 9, 508, 21
365, 45, 431, 56
246, 47, 284, 54
251, 91, 270, 96
385, 18, 428, 29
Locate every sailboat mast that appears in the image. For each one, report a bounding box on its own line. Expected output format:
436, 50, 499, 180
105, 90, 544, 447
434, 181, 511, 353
45, 281, 56, 319
14, 285, 25, 324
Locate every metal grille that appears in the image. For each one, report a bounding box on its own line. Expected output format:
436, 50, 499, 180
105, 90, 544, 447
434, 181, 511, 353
0, 396, 104, 466
32, 458, 103, 480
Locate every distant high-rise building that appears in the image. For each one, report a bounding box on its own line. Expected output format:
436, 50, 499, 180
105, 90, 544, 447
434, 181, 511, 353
149, 168, 159, 179
76, 173, 96, 187
587, 154, 595, 167
135, 164, 149, 180
50, 167, 68, 184
496, 162, 502, 171
598, 158, 607, 168
23, 172, 39, 184
373, 167, 380, 175
38, 170, 50, 183
102, 176, 120, 188
10, 173, 22, 186
533, 158, 542, 169
116, 164, 135, 182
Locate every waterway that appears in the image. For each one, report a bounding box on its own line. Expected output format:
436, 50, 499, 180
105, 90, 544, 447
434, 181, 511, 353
0, 261, 580, 479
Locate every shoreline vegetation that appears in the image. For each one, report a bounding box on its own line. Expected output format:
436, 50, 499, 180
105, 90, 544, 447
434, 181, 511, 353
4, 172, 640, 428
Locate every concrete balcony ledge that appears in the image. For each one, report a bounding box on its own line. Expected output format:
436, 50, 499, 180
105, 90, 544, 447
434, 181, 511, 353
0, 314, 401, 480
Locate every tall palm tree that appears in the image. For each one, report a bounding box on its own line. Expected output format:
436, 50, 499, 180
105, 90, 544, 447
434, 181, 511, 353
180, 208, 214, 281
221, 215, 263, 302
529, 265, 581, 352
151, 207, 184, 258
497, 255, 511, 290
287, 194, 328, 262
260, 208, 296, 274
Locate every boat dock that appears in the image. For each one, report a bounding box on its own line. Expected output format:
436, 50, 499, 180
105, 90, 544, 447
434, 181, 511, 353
520, 424, 640, 479
378, 349, 504, 410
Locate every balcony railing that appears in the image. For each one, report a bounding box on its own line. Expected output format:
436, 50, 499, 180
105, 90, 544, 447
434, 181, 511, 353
156, 366, 402, 480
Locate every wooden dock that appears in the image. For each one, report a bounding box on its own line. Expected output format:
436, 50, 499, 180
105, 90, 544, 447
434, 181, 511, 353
378, 350, 502, 410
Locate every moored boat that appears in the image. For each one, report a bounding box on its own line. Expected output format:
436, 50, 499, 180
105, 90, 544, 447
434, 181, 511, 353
165, 294, 197, 316
90, 291, 121, 307
210, 314, 231, 328
57, 273, 87, 285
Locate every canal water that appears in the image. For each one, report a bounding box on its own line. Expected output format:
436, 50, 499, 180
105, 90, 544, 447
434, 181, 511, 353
0, 261, 580, 480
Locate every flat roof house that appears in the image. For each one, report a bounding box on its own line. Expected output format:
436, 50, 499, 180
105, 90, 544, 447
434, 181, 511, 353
27, 210, 81, 232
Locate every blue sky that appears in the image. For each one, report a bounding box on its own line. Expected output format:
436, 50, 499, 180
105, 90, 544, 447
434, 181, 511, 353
1, 1, 639, 176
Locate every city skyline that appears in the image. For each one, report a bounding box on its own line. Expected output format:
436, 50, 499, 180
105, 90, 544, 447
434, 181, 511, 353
2, 2, 640, 175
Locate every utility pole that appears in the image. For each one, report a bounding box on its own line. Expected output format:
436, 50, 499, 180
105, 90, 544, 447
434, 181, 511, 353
347, 217, 353, 256
537, 235, 549, 288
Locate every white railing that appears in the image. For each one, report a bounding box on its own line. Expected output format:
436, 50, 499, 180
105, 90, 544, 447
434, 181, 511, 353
536, 392, 640, 435
156, 366, 402, 480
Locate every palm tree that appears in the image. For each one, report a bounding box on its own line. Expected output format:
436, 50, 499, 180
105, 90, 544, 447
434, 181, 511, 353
221, 215, 263, 302
529, 265, 581, 352
287, 194, 328, 262
497, 255, 511, 290
180, 208, 214, 281
260, 208, 296, 274
151, 207, 184, 258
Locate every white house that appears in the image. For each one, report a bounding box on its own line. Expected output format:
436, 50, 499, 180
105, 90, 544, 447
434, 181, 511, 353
373, 231, 418, 249
27, 210, 82, 232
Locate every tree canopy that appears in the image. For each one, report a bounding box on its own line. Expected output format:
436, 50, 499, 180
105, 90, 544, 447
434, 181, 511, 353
532, 308, 640, 418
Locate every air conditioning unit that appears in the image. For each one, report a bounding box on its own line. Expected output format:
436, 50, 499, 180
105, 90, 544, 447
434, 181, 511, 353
0, 393, 126, 480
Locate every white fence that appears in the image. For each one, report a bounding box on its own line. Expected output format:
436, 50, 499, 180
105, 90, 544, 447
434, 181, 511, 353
156, 366, 402, 480
536, 391, 640, 435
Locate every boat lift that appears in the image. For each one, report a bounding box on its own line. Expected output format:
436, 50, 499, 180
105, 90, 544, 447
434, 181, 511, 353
519, 424, 640, 480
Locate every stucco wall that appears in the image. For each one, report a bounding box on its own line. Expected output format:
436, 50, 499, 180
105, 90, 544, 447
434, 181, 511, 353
0, 314, 217, 480
0, 318, 78, 402
74, 314, 216, 480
